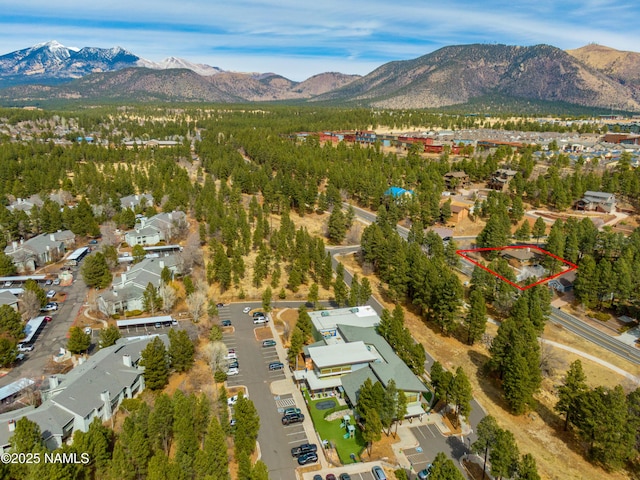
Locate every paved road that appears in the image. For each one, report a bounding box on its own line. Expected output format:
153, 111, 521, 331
344, 202, 640, 366
0, 272, 89, 388
549, 307, 640, 365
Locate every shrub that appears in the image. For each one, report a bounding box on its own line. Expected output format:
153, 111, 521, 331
214, 370, 227, 383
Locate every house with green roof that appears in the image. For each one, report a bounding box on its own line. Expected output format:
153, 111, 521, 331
294, 306, 429, 419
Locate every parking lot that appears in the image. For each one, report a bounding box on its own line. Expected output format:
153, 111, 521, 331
221, 304, 306, 480
409, 424, 467, 478
301, 466, 376, 480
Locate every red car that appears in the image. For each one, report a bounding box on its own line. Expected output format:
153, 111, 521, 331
44, 316, 53, 322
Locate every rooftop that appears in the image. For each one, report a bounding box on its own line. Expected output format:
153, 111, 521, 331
307, 341, 378, 369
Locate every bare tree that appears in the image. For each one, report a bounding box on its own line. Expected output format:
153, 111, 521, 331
186, 291, 207, 322
21, 290, 41, 320
159, 283, 178, 313
100, 221, 119, 247
86, 289, 100, 316
178, 231, 203, 273
201, 340, 228, 373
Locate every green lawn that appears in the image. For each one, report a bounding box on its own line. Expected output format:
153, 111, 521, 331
304, 391, 366, 464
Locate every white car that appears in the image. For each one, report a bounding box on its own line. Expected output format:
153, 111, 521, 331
242, 306, 252, 314
227, 394, 239, 406
227, 367, 239, 376
225, 349, 237, 360
253, 316, 268, 324
46, 290, 56, 299
17, 343, 34, 352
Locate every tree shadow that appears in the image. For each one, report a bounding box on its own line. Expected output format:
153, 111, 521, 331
533, 399, 590, 461
467, 350, 512, 414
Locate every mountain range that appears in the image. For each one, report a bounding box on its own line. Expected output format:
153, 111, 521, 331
0, 41, 639, 111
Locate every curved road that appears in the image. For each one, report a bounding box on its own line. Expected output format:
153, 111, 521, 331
343, 202, 640, 367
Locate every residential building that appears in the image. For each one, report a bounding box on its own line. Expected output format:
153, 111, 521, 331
449, 203, 469, 223
444, 172, 470, 191
4, 231, 75, 273
293, 306, 429, 420
500, 248, 537, 268
0, 378, 35, 409
120, 193, 154, 211
124, 211, 188, 247
487, 168, 518, 191
0, 335, 168, 453
98, 255, 180, 315
0, 290, 19, 310
574, 191, 616, 213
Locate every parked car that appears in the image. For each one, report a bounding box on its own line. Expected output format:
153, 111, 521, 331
269, 361, 284, 371
253, 316, 268, 324
44, 316, 52, 322
227, 367, 239, 376
296, 452, 317, 465
216, 302, 225, 308
283, 407, 302, 416
326, 475, 336, 480
3, 281, 11, 287
44, 279, 53, 286
225, 349, 237, 360
46, 290, 56, 299
417, 465, 432, 480
291, 443, 317, 457
15, 353, 26, 363
242, 306, 252, 314
339, 474, 352, 480
221, 319, 232, 327
227, 395, 240, 406
53, 278, 60, 285
41, 302, 58, 312
282, 412, 304, 425
227, 360, 239, 369
262, 339, 276, 347
89, 239, 99, 245
371, 466, 387, 480
313, 475, 323, 480
17, 343, 34, 352
252, 311, 265, 318
154, 322, 162, 329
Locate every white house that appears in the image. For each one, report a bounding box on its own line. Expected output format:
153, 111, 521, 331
0, 335, 168, 453
98, 255, 180, 315
124, 211, 188, 246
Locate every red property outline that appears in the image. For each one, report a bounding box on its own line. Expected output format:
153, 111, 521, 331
456, 245, 578, 291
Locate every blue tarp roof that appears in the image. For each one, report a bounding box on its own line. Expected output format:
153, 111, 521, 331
384, 186, 414, 197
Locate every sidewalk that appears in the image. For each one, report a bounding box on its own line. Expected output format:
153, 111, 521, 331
268, 316, 330, 470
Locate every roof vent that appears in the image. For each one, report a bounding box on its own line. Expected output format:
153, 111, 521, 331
321, 311, 329, 317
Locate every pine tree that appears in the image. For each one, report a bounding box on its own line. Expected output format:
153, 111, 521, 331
307, 283, 319, 309
99, 325, 121, 348
0, 251, 16, 276
195, 416, 229, 480
490, 429, 519, 480
429, 452, 465, 480
514, 220, 531, 242
142, 282, 162, 315
23, 279, 47, 307
234, 393, 260, 457
288, 327, 304, 368
168, 328, 194, 372
0, 304, 24, 340
362, 407, 382, 456
555, 359, 588, 431
81, 252, 112, 288
328, 207, 347, 244
518, 453, 541, 480
472, 415, 500, 480
451, 367, 473, 427
464, 289, 487, 345
148, 393, 174, 454
67, 326, 91, 354
140, 336, 169, 390
532, 217, 546, 244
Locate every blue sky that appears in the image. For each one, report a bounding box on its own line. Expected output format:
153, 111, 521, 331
1, 0, 639, 81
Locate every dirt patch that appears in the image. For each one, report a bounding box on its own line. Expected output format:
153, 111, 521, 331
360, 432, 401, 464
255, 326, 273, 341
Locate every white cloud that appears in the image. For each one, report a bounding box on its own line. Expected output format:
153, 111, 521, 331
0, 0, 638, 80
